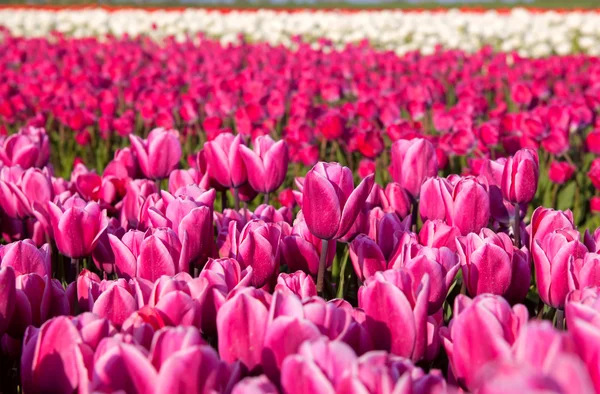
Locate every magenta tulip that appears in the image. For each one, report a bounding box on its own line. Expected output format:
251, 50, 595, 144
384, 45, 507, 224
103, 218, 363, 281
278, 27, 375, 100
358, 269, 438, 362
109, 228, 182, 281
130, 127, 182, 180
21, 316, 92, 394
389, 138, 438, 200
217, 288, 269, 371
456, 229, 530, 303
239, 135, 289, 194
47, 195, 107, 259
440, 294, 528, 390
501, 148, 539, 204
0, 266, 16, 337
0, 126, 49, 169
204, 132, 247, 189
532, 230, 588, 308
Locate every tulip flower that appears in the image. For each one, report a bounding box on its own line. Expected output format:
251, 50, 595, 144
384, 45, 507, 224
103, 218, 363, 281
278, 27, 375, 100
21, 316, 92, 394
47, 195, 107, 280
420, 176, 491, 236
501, 149, 539, 247
528, 207, 577, 249
275, 271, 317, 299
217, 288, 269, 371
456, 229, 530, 303
204, 132, 247, 209
302, 162, 374, 293
239, 135, 289, 203
109, 228, 182, 281
389, 138, 438, 201
566, 287, 600, 392
230, 220, 283, 289
440, 294, 528, 390
130, 128, 182, 180
0, 126, 50, 169
0, 266, 16, 337
358, 269, 439, 362
548, 161, 575, 185
532, 229, 588, 309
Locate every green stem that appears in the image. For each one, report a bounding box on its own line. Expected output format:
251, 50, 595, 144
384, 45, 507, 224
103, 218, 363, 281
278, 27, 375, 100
317, 239, 330, 296
513, 203, 521, 248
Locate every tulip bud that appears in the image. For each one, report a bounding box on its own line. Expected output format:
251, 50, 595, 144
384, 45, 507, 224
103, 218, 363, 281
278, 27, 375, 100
302, 162, 374, 240
239, 135, 289, 194
390, 138, 438, 200
532, 230, 588, 308
130, 128, 182, 180
501, 149, 539, 204
548, 161, 575, 185
440, 294, 528, 390
204, 132, 247, 189
456, 229, 530, 303
47, 196, 107, 259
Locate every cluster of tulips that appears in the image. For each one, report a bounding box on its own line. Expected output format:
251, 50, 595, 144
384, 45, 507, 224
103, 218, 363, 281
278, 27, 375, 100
3, 25, 600, 394
3, 33, 600, 228
1, 120, 600, 394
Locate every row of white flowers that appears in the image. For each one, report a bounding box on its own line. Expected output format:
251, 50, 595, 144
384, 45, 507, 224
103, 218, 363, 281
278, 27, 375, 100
1, 8, 600, 57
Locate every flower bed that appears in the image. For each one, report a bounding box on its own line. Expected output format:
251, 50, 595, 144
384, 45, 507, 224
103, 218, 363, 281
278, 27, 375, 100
1, 9, 600, 394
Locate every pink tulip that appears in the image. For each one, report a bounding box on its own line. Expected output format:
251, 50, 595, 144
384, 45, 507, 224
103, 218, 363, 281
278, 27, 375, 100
456, 229, 530, 303
230, 219, 283, 288
217, 288, 270, 370
420, 177, 490, 236
92, 283, 137, 329
21, 316, 92, 394
302, 161, 374, 240
501, 149, 539, 204
156, 345, 236, 394
419, 220, 460, 251
109, 228, 182, 281
0, 240, 50, 277
232, 376, 279, 394
204, 132, 248, 189
358, 269, 439, 362
532, 230, 588, 308
13, 273, 69, 333
262, 315, 321, 382
0, 266, 16, 337
91, 342, 157, 393
349, 235, 387, 282
239, 135, 289, 194
148, 193, 215, 273
528, 207, 577, 249
440, 294, 528, 390
281, 338, 357, 394
275, 271, 317, 299
0, 126, 49, 169
47, 195, 107, 259
566, 286, 600, 392
390, 138, 438, 200
130, 127, 182, 180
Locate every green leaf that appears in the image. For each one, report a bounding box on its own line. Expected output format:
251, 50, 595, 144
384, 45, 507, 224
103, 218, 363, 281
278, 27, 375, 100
556, 181, 576, 211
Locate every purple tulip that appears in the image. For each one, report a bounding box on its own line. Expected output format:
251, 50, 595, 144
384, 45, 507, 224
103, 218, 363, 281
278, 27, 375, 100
204, 132, 248, 189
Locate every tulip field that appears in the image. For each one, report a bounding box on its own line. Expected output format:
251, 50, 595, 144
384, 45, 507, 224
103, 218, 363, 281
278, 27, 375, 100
4, 4, 600, 394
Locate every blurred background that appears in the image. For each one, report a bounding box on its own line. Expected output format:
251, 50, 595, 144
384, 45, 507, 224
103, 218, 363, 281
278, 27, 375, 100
0, 0, 596, 9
